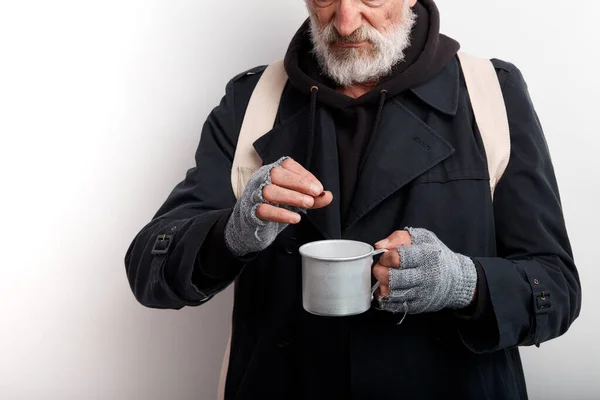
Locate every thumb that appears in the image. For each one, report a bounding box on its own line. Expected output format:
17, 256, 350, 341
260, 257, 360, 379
375, 230, 412, 249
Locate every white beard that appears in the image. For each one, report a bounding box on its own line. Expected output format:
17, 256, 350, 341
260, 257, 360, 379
308, 3, 417, 87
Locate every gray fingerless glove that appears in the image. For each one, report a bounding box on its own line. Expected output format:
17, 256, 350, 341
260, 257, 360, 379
378, 227, 477, 314
225, 157, 304, 257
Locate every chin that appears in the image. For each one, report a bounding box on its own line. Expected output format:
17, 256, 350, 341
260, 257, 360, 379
329, 47, 378, 62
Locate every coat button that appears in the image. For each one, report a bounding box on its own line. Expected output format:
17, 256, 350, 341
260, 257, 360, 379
284, 246, 295, 255
283, 237, 299, 255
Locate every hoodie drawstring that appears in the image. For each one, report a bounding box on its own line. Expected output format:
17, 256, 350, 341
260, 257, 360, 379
358, 89, 387, 174
306, 85, 319, 170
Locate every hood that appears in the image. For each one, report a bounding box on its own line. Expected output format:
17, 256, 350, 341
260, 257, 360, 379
283, 0, 460, 109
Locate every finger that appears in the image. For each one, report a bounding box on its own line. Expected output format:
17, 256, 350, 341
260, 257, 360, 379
389, 267, 421, 291
375, 230, 412, 249
378, 249, 401, 269
270, 166, 323, 196
377, 284, 390, 298
255, 204, 301, 224
373, 264, 390, 286
262, 184, 315, 208
406, 228, 439, 246
280, 158, 323, 192
310, 190, 333, 209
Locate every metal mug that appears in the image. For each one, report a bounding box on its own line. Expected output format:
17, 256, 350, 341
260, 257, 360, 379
298, 240, 387, 317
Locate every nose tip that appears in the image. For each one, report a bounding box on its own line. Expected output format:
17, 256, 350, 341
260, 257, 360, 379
334, 24, 359, 38
334, 3, 362, 37
334, 17, 362, 37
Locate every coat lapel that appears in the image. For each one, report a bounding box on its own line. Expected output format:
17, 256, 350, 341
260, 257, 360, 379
253, 57, 462, 238
343, 58, 462, 232
343, 99, 455, 232
253, 96, 342, 239
302, 109, 342, 239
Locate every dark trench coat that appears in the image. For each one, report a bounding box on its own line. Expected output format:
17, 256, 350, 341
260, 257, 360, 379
125, 56, 581, 399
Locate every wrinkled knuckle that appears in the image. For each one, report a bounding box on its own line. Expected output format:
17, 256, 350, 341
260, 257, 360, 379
299, 178, 311, 190
391, 230, 411, 245
280, 157, 292, 167
262, 184, 275, 201
394, 252, 401, 267
380, 253, 392, 266
270, 167, 283, 181
255, 204, 269, 219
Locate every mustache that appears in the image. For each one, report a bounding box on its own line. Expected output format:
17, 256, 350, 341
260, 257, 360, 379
320, 23, 375, 45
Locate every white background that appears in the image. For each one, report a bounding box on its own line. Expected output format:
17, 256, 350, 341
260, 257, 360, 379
1, 1, 598, 399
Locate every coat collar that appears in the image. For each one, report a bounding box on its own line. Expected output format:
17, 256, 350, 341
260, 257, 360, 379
410, 56, 460, 116
252, 57, 461, 239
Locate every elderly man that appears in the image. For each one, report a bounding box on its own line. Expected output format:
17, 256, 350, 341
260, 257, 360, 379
125, 0, 581, 398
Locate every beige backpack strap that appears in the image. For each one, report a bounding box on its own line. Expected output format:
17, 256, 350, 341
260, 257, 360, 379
457, 52, 511, 199
219, 60, 288, 400
231, 59, 289, 200
217, 331, 231, 400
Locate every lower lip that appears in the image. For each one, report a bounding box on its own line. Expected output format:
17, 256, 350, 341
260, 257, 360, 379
334, 42, 367, 48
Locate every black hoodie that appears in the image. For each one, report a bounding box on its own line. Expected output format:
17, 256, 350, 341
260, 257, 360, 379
284, 0, 460, 221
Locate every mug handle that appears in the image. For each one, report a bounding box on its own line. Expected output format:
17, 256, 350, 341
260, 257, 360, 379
370, 249, 388, 300
371, 248, 388, 257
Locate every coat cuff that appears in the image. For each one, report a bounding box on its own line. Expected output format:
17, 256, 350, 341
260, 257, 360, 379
456, 259, 501, 353
455, 259, 490, 320
195, 209, 258, 283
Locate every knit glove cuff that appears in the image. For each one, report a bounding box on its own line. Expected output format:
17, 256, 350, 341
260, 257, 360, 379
225, 157, 304, 257
379, 228, 477, 314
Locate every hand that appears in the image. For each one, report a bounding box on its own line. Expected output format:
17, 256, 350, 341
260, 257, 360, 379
372, 228, 478, 314
225, 157, 333, 256
256, 157, 333, 224
373, 230, 413, 298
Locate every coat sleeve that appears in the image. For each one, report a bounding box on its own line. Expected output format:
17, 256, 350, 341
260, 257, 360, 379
458, 61, 582, 352
124, 70, 262, 310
